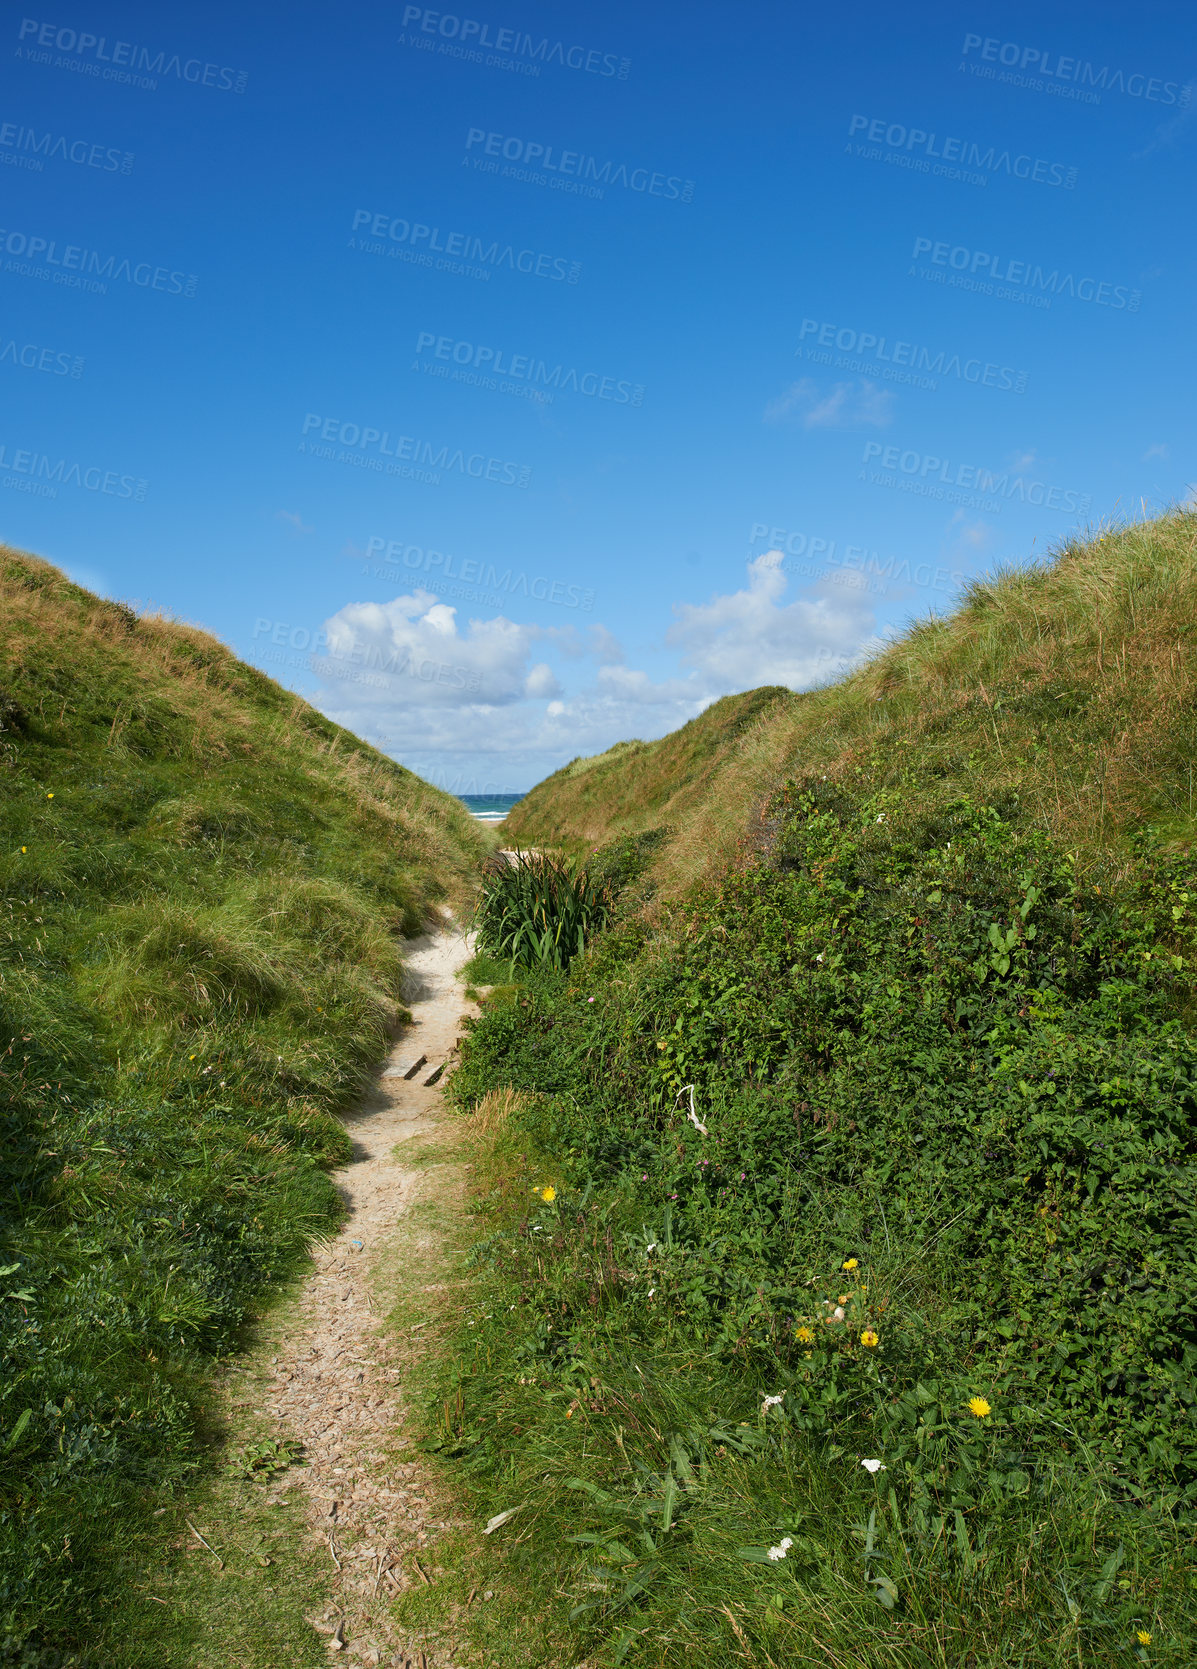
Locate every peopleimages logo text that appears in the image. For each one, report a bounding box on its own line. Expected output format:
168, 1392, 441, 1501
0, 226, 197, 295
349, 210, 580, 283
465, 129, 693, 201
797, 318, 1027, 393
959, 33, 1191, 106
298, 415, 531, 488
414, 332, 643, 405
847, 115, 1076, 187
0, 121, 134, 173
861, 442, 1090, 512
911, 237, 1139, 309
0, 440, 147, 499
399, 8, 629, 78
16, 18, 249, 91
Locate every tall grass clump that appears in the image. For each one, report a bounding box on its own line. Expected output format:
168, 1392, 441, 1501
0, 545, 485, 1660
472, 849, 612, 971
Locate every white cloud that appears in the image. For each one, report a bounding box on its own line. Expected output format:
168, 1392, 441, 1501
1142, 442, 1170, 462
667, 551, 881, 687
319, 589, 553, 710
765, 377, 894, 429
276, 509, 314, 534
307, 555, 884, 788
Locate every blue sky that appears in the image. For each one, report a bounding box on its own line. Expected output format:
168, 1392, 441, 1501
2, 0, 1193, 792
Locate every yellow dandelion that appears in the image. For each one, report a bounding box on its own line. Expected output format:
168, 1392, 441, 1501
842, 1258, 858, 1270
540, 1185, 556, 1202
20, 847, 26, 853
860, 1329, 879, 1348
967, 1396, 991, 1418
794, 1325, 814, 1343
46, 792, 54, 799
1136, 1631, 1151, 1646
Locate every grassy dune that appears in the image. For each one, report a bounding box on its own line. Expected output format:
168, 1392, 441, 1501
433, 513, 1197, 1667
0, 548, 486, 1655
510, 512, 1197, 896
501, 685, 795, 856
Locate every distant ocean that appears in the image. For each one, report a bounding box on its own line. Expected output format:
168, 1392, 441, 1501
458, 793, 523, 824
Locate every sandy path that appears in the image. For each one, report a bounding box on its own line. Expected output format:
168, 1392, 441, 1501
258, 924, 476, 1667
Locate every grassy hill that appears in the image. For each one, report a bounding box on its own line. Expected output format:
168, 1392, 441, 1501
507, 513, 1197, 898
433, 512, 1197, 1667
0, 547, 486, 1653
501, 686, 796, 855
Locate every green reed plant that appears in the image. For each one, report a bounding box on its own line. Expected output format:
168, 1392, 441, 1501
472, 849, 613, 971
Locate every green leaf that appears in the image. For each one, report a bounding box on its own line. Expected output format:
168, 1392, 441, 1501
3, 1408, 32, 1452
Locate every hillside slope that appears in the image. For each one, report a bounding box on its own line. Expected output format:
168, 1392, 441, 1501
501, 685, 796, 853
0, 547, 486, 1653
511, 512, 1197, 897
433, 512, 1197, 1668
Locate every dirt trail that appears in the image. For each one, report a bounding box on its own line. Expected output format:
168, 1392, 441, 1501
253, 924, 476, 1667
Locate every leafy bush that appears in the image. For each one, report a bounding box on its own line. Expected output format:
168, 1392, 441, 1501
441, 779, 1197, 1661
472, 850, 612, 971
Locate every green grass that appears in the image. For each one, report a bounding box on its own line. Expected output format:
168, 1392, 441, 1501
419, 514, 1197, 1666
501, 686, 795, 858
472, 849, 614, 971
0, 546, 486, 1659
507, 511, 1197, 902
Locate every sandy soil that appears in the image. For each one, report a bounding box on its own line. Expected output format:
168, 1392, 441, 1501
253, 924, 477, 1667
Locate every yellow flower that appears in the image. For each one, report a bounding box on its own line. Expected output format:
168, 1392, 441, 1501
540, 1185, 556, 1202
1136, 1631, 1151, 1646
967, 1396, 991, 1418
794, 1325, 814, 1343
20, 847, 26, 853
842, 1258, 858, 1270
838, 1293, 852, 1305
46, 792, 54, 799
860, 1329, 879, 1348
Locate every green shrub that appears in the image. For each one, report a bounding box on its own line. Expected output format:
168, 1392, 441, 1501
472, 850, 613, 971
442, 780, 1197, 1661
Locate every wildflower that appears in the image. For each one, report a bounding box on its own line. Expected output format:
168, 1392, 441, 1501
860, 1458, 887, 1473
648, 1288, 655, 1298
967, 1396, 991, 1419
838, 1294, 852, 1305
815, 953, 824, 963
20, 847, 25, 853
47, 792, 53, 799
860, 1329, 879, 1348
766, 1537, 793, 1561
1137, 1630, 1152, 1646
646, 1242, 657, 1253
587, 996, 595, 1003
842, 1258, 858, 1270
656, 1040, 666, 1049
762, 1394, 784, 1409
794, 1325, 814, 1343
540, 1186, 556, 1203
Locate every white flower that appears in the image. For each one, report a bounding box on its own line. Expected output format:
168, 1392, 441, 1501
876, 814, 886, 823
762, 1394, 784, 1409
860, 1458, 887, 1473
766, 1537, 793, 1561
815, 953, 824, 963
646, 1243, 658, 1253
648, 1288, 655, 1297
